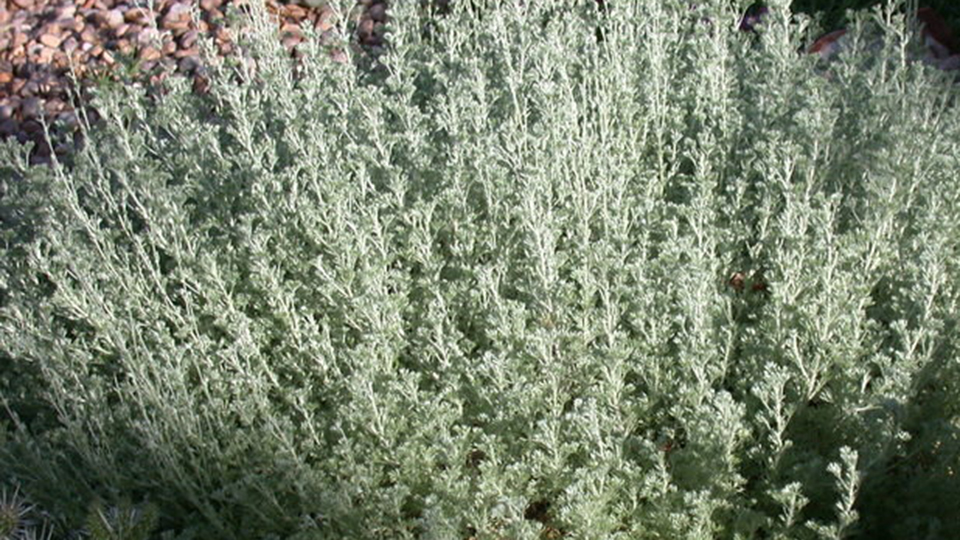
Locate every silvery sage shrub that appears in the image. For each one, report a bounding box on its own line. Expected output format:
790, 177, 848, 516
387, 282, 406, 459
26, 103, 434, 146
1, 0, 958, 538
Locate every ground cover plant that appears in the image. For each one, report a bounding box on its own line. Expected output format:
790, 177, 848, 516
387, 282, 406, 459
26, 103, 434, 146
1, 0, 959, 538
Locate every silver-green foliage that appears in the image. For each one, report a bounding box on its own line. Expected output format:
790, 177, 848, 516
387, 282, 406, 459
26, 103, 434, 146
1, 0, 958, 538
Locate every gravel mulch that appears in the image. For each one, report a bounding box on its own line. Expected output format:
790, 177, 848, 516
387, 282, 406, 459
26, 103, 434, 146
0, 0, 388, 167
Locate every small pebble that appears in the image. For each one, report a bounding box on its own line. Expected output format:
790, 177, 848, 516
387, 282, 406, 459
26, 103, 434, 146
0, 119, 19, 139
105, 9, 124, 29
179, 29, 198, 49
139, 46, 162, 62
125, 7, 154, 25
21, 98, 42, 120
368, 4, 387, 23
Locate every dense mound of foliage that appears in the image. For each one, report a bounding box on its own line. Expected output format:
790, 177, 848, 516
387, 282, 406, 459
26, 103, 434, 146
1, 1, 958, 538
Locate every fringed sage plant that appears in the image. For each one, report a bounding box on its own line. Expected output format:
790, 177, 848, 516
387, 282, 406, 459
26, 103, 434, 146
0, 0, 958, 538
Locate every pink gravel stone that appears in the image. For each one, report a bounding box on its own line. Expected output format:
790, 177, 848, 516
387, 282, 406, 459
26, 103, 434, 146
39, 33, 62, 48
104, 9, 124, 29
125, 7, 154, 25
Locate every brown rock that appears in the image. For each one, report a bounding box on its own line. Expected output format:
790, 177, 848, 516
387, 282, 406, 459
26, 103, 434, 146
21, 97, 42, 120
179, 29, 198, 49
14, 63, 35, 79
56, 4, 77, 19
200, 0, 222, 11
105, 9, 124, 29
80, 28, 99, 43
22, 79, 41, 96
125, 7, 154, 25
5, 95, 21, 109
70, 61, 87, 77
330, 48, 347, 64
25, 42, 43, 59
117, 40, 134, 55
11, 0, 34, 9
41, 22, 63, 36
62, 37, 79, 53
214, 26, 231, 44
37, 47, 56, 64
357, 18, 375, 43
162, 4, 192, 30
316, 8, 336, 32
38, 73, 60, 93
84, 107, 101, 126
30, 139, 53, 165
192, 72, 209, 94
152, 0, 177, 12
30, 155, 52, 168
163, 17, 192, 33
58, 17, 83, 32
44, 99, 65, 117
134, 27, 160, 47
206, 9, 224, 23
0, 119, 19, 139
52, 52, 71, 69
138, 46, 162, 62
0, 72, 12, 84
162, 39, 177, 56
282, 35, 301, 51
21, 120, 41, 135
114, 23, 132, 38
282, 4, 307, 19
159, 57, 177, 72
178, 55, 201, 73
56, 110, 79, 130
165, 3, 192, 18
11, 31, 28, 49
174, 47, 199, 59
39, 33, 63, 48
280, 23, 302, 38
368, 3, 387, 23
319, 29, 337, 46
54, 142, 74, 156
